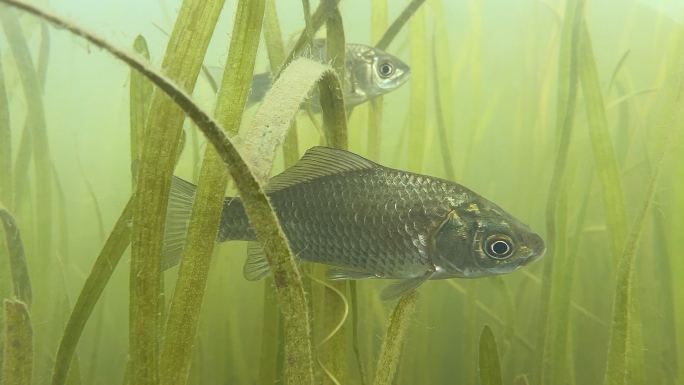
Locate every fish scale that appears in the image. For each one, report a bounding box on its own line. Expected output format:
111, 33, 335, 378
217, 167, 454, 278
162, 147, 545, 299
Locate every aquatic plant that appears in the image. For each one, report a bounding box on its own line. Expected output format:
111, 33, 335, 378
0, 6, 51, 263
373, 291, 418, 385
0, 205, 31, 306
2, 299, 32, 385
407, 3, 426, 173
159, 1, 265, 383
0, 49, 11, 210
535, 0, 583, 382
479, 325, 503, 385
1, 0, 683, 384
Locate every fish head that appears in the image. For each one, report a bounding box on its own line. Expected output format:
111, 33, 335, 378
347, 45, 411, 95
432, 199, 545, 279
344, 45, 411, 107
367, 48, 411, 94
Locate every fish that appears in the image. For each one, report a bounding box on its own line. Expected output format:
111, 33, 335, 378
206, 39, 411, 109
161, 147, 545, 300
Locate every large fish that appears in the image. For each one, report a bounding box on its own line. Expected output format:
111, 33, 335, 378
207, 40, 411, 109
162, 147, 545, 300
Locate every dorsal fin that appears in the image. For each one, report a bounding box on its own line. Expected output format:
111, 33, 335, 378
266, 146, 379, 193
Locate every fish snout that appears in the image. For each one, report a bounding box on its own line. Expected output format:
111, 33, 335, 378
396, 65, 411, 83
526, 233, 546, 263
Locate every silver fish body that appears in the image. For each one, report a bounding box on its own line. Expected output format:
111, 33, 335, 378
208, 40, 411, 109
162, 147, 544, 299
339, 43, 411, 107
218, 165, 451, 279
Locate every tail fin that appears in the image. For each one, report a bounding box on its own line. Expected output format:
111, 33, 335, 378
247, 72, 271, 106
160, 176, 196, 271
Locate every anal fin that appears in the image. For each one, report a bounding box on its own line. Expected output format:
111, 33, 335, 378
243, 241, 271, 281
326, 268, 378, 280
380, 273, 434, 301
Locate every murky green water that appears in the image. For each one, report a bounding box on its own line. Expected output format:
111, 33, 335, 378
1, 0, 683, 384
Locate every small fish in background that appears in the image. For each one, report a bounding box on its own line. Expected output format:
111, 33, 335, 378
161, 147, 545, 300
206, 39, 411, 109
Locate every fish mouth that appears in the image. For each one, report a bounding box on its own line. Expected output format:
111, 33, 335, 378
397, 68, 411, 85
524, 233, 546, 264
526, 246, 546, 264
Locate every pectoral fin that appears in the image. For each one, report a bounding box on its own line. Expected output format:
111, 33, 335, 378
380, 273, 434, 301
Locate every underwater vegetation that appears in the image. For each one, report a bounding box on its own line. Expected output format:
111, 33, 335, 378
0, 0, 683, 384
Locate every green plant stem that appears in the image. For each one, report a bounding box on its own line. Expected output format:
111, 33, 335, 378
0, 4, 53, 265
374, 0, 425, 50
301, 0, 314, 52
603, 129, 671, 385
487, 277, 515, 355
262, 0, 299, 167
602, 27, 684, 385
349, 281, 366, 385
2, 299, 32, 385
322, 5, 348, 383
325, 1, 345, 93
159, 0, 264, 383
51, 197, 133, 385
0, 49, 11, 210
323, 0, 347, 148
464, 281, 477, 385
407, 5, 426, 172
0, 204, 31, 306
128, 0, 224, 383
461, 0, 483, 180
431, 0, 456, 179
535, 0, 582, 383
258, 4, 288, 383
447, 280, 534, 351
578, 20, 628, 265
0, 2, 350, 384
431, 33, 455, 181
1, 3, 315, 383
258, 278, 281, 385
129, 34, 152, 183
367, 0, 386, 161
479, 325, 503, 385
10, 21, 49, 212
373, 292, 419, 385
51, 243, 84, 385
274, 0, 340, 80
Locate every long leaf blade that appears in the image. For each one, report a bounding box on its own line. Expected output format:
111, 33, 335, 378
127, 0, 225, 382
159, 0, 265, 383
51, 197, 133, 385
0, 205, 31, 306
2, 299, 32, 385
373, 291, 419, 385
578, 21, 628, 265
479, 325, 503, 385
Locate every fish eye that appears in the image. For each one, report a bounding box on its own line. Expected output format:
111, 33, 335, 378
485, 235, 514, 259
378, 61, 395, 78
